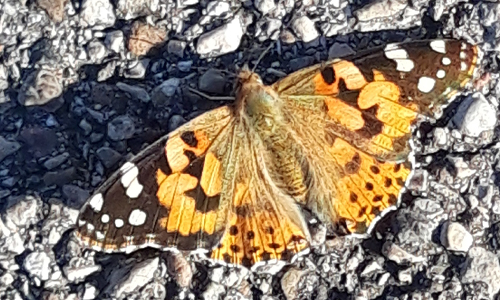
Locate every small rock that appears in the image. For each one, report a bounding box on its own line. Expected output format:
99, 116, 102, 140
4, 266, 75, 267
167, 40, 186, 58
124, 59, 149, 79
128, 22, 167, 57
116, 82, 150, 102
461, 247, 500, 296
3, 196, 42, 232
105, 31, 125, 53
202, 282, 226, 300
80, 0, 116, 28
354, 0, 407, 21
254, 0, 276, 15
291, 16, 319, 43
107, 115, 135, 141
116, 0, 159, 20
165, 252, 192, 288
281, 268, 307, 300
151, 78, 180, 107
114, 258, 159, 297
18, 69, 63, 107
83, 284, 98, 300
43, 167, 77, 186
382, 242, 426, 265
87, 40, 108, 63
196, 13, 249, 57
0, 136, 21, 162
4, 232, 26, 254
451, 93, 497, 137
79, 119, 93, 135
23, 251, 52, 281
62, 185, 90, 207
43, 152, 70, 170
328, 42, 355, 59
37, 0, 67, 22
440, 221, 473, 253
96, 147, 122, 169
198, 69, 227, 95
64, 261, 101, 283
168, 115, 187, 132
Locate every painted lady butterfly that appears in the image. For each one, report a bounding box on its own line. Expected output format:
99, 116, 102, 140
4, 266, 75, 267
76, 39, 481, 270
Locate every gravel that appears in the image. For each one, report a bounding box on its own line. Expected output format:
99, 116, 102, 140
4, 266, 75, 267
1, 0, 500, 299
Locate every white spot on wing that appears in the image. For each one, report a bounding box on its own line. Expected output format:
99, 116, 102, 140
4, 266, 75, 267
441, 57, 451, 66
115, 218, 124, 228
120, 162, 139, 188
78, 219, 86, 227
460, 51, 466, 59
128, 209, 147, 226
436, 69, 446, 79
87, 223, 95, 232
461, 61, 467, 71
96, 231, 105, 241
126, 178, 144, 198
430, 40, 446, 54
395, 59, 415, 72
101, 214, 110, 223
417, 77, 436, 93
384, 43, 400, 51
384, 48, 408, 60
89, 193, 104, 212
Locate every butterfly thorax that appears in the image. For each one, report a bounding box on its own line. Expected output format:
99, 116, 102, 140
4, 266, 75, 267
236, 72, 309, 200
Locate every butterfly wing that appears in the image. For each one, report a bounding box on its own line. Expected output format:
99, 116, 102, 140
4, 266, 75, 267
76, 105, 309, 268
76, 106, 234, 252
274, 39, 480, 233
209, 121, 309, 268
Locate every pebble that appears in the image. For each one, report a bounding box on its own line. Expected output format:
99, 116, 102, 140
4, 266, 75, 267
61, 184, 90, 207
461, 247, 500, 296
37, 0, 66, 22
0, 136, 21, 162
43, 152, 70, 170
107, 115, 136, 141
105, 30, 125, 53
96, 146, 122, 169
166, 252, 193, 289
151, 77, 180, 107
23, 251, 52, 281
80, 0, 116, 28
198, 69, 226, 95
128, 22, 167, 57
451, 93, 497, 137
281, 268, 307, 300
440, 221, 473, 253
87, 40, 108, 63
382, 242, 426, 265
116, 82, 150, 102
116, 0, 159, 20
17, 69, 63, 107
114, 258, 159, 297
291, 16, 319, 43
196, 14, 248, 57
254, 0, 276, 15
167, 40, 187, 58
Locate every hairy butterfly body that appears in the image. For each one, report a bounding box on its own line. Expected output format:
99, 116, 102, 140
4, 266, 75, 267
76, 39, 481, 269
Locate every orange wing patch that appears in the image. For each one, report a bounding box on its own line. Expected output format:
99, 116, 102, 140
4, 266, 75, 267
328, 138, 410, 233
211, 182, 309, 268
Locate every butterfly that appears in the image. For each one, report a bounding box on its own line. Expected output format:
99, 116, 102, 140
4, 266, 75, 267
75, 39, 481, 270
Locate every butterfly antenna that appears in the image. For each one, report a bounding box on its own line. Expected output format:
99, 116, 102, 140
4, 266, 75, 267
251, 43, 275, 73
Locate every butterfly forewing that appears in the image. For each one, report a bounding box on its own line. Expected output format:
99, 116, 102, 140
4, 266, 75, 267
76, 39, 482, 268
